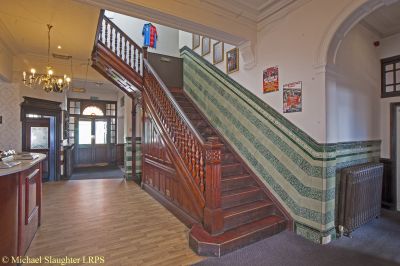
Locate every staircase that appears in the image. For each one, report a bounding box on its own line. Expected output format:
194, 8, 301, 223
91, 10, 291, 257
169, 88, 288, 256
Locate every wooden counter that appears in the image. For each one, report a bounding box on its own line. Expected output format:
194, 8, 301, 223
0, 154, 46, 262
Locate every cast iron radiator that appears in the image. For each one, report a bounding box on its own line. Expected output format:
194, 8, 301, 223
338, 162, 384, 235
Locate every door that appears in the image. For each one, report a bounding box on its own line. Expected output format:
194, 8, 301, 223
76, 118, 109, 167
24, 118, 54, 181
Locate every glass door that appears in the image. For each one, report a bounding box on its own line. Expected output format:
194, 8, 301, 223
76, 118, 110, 167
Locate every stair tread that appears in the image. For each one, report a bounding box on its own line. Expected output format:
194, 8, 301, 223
223, 200, 273, 217
222, 186, 260, 197
222, 162, 241, 167
191, 215, 286, 244
221, 174, 251, 180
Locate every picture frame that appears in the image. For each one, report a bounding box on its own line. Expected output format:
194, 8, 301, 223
263, 66, 279, 93
213, 41, 224, 65
283, 81, 302, 113
192, 34, 200, 50
201, 37, 210, 56
226, 47, 239, 74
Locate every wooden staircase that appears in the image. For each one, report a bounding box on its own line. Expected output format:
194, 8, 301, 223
169, 88, 289, 256
91, 10, 291, 257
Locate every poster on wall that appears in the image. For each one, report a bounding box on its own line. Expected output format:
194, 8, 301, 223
283, 81, 302, 113
263, 66, 279, 93
226, 48, 239, 74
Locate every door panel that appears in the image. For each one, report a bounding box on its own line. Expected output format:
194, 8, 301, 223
75, 118, 112, 167
25, 119, 50, 181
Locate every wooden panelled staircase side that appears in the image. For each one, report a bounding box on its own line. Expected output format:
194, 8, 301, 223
91, 10, 292, 257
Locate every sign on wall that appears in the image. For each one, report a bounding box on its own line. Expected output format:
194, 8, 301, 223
263, 66, 279, 93
283, 81, 302, 113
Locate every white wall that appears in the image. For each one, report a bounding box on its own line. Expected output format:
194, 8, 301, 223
379, 33, 400, 158
327, 24, 381, 143
178, 0, 359, 143
105, 11, 180, 57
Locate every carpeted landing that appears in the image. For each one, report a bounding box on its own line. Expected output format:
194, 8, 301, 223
195, 209, 400, 266
69, 165, 125, 180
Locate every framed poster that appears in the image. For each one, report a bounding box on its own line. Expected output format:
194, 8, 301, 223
201, 37, 210, 56
226, 47, 239, 74
192, 34, 200, 50
263, 66, 279, 93
213, 42, 224, 65
283, 81, 302, 113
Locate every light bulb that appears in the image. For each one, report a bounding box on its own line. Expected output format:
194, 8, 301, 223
66, 77, 71, 83
23, 71, 26, 80
57, 78, 63, 85
48, 69, 53, 75
30, 68, 36, 74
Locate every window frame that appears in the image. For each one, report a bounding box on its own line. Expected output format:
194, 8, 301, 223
381, 55, 400, 98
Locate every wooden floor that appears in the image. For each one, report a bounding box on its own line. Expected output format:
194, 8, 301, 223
25, 179, 203, 266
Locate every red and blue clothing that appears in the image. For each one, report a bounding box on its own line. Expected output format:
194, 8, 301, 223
142, 23, 158, 48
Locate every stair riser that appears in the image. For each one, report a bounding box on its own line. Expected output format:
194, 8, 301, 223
189, 220, 287, 257
221, 177, 255, 191
222, 190, 264, 209
223, 153, 236, 163
222, 164, 243, 176
224, 205, 275, 231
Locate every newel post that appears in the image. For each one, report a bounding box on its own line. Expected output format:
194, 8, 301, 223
142, 46, 148, 60
203, 136, 224, 235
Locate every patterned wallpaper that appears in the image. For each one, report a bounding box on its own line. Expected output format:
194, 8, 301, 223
0, 81, 21, 151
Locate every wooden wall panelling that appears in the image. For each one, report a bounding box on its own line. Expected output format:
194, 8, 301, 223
380, 158, 395, 209
142, 110, 203, 225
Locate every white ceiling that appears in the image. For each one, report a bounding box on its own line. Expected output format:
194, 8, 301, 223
361, 0, 400, 38
0, 0, 120, 92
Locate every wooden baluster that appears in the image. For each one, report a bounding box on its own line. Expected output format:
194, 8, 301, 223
125, 39, 128, 63
119, 33, 122, 58
194, 144, 200, 186
133, 48, 137, 71
129, 43, 132, 67
105, 21, 109, 47
111, 27, 114, 52
203, 137, 224, 236
199, 152, 205, 193
99, 19, 104, 43
114, 30, 117, 53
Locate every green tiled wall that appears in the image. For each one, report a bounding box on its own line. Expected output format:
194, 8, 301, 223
180, 47, 380, 243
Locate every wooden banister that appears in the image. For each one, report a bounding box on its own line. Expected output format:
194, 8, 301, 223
92, 12, 224, 235
96, 13, 143, 77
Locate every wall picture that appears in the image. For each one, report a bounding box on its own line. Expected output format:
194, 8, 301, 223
263, 66, 279, 93
283, 81, 302, 113
226, 47, 239, 74
213, 42, 224, 65
201, 37, 210, 56
192, 34, 200, 50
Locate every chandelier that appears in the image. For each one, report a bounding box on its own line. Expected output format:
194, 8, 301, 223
22, 24, 71, 93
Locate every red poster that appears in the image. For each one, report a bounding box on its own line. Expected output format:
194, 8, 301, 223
263, 66, 279, 93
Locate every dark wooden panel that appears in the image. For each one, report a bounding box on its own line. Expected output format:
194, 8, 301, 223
0, 173, 18, 260
76, 146, 92, 166
116, 144, 124, 166
142, 112, 203, 223
380, 158, 395, 209
63, 144, 75, 179
94, 145, 108, 163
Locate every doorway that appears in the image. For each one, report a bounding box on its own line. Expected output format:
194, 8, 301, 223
390, 103, 400, 211
68, 98, 118, 171
76, 117, 109, 167
21, 97, 62, 182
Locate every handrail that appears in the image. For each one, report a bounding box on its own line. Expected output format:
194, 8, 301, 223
143, 60, 209, 194
96, 13, 143, 76
144, 60, 205, 145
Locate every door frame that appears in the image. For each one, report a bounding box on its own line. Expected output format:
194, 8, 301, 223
390, 102, 400, 210
21, 97, 62, 181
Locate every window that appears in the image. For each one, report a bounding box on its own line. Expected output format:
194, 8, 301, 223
82, 106, 104, 116
382, 55, 400, 97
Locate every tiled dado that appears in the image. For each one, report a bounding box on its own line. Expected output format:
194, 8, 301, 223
180, 47, 381, 243
124, 137, 142, 180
